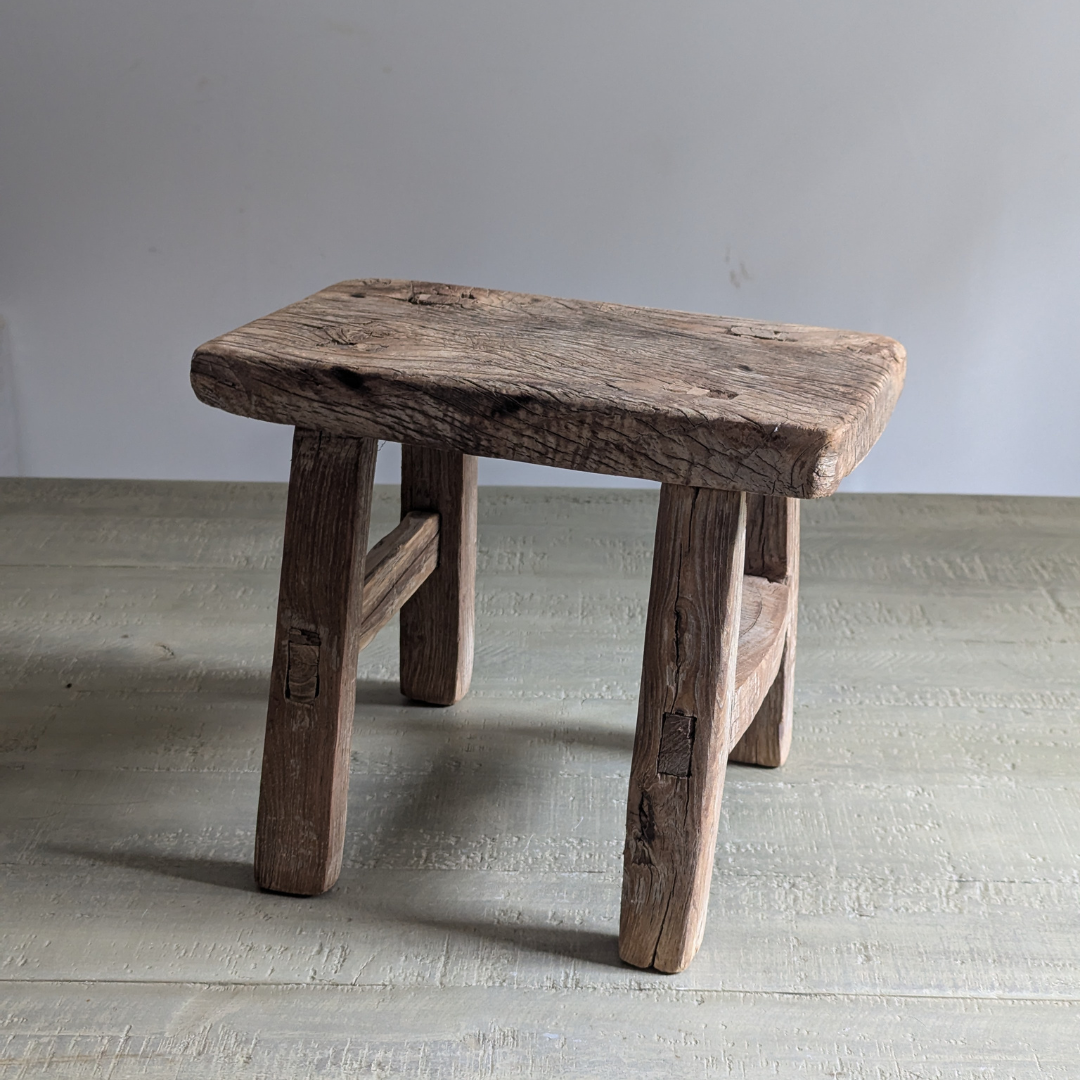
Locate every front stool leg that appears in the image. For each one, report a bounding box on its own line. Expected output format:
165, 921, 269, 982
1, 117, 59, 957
620, 484, 746, 972
730, 494, 800, 767
254, 429, 378, 896
399, 445, 478, 705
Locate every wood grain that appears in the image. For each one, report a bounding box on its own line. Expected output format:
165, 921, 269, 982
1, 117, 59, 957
399, 445, 478, 705
356, 510, 439, 652
10, 984, 1080, 1079
190, 279, 906, 498
253, 429, 377, 896
730, 574, 791, 745
620, 484, 746, 972
731, 495, 800, 766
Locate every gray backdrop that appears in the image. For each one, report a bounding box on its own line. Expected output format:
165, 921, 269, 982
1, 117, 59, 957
2, 1, 1078, 492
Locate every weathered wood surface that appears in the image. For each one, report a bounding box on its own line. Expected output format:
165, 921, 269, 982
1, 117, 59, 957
3, 480, 1080, 1077
7, 983, 1078, 1078
191, 279, 906, 497
731, 494, 800, 766
399, 446, 477, 705
621, 485, 745, 971
730, 574, 791, 745
399, 442, 479, 704
254, 430, 377, 896
357, 509, 439, 652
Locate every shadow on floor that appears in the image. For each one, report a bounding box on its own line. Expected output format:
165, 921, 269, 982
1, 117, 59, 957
22, 676, 633, 969
48, 844, 259, 892
359, 680, 636, 756
47, 838, 627, 968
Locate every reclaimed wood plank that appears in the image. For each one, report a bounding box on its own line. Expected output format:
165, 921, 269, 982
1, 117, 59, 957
399, 446, 477, 705
357, 510, 439, 652
254, 430, 377, 896
620, 485, 745, 972
730, 575, 790, 746
190, 280, 906, 497
731, 494, 800, 766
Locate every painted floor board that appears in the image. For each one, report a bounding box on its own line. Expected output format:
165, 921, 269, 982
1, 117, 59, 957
2, 480, 1080, 1076
2, 983, 1079, 1080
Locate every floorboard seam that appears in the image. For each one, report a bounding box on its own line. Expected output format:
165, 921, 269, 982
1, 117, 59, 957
2, 979, 1078, 1005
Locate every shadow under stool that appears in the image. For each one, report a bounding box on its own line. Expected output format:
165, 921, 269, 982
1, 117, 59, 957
191, 279, 905, 973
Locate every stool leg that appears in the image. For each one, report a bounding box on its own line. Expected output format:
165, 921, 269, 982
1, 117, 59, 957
730, 495, 800, 768
254, 429, 377, 896
399, 445, 478, 705
620, 484, 746, 972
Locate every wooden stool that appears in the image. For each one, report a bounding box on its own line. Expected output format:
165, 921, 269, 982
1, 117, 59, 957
191, 279, 905, 973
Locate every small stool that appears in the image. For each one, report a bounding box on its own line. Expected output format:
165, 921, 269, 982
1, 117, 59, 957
191, 279, 905, 973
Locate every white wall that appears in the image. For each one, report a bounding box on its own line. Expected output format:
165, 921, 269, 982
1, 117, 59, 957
1, 1, 1078, 492
0, 320, 19, 476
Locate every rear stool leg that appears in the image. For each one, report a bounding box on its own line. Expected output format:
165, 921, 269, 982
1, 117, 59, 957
399, 445, 478, 705
620, 484, 746, 973
730, 494, 800, 768
254, 429, 377, 896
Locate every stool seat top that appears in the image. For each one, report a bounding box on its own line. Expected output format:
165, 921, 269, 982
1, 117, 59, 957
191, 279, 905, 497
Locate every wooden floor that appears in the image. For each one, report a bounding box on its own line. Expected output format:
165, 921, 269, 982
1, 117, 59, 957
2, 480, 1079, 1078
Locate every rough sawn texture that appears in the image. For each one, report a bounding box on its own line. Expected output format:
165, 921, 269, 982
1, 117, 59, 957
191, 279, 906, 497
2, 480, 1079, 1077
